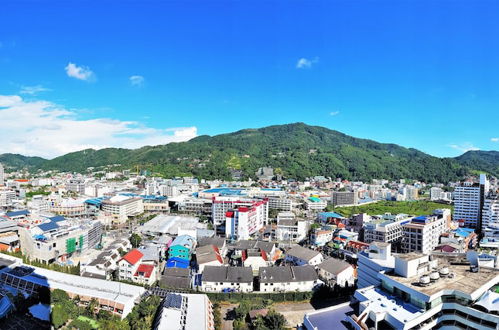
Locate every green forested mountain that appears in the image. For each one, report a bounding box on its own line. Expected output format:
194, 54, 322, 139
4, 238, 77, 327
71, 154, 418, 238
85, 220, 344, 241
0, 153, 46, 169
454, 150, 499, 177
0, 123, 497, 182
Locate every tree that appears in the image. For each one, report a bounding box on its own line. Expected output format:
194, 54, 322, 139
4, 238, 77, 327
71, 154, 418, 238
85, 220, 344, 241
130, 233, 142, 248
86, 298, 99, 316
52, 304, 69, 329
264, 311, 286, 330
51, 289, 70, 305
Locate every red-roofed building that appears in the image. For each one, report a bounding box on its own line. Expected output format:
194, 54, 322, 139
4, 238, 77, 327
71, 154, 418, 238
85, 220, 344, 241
133, 263, 157, 285
118, 249, 144, 282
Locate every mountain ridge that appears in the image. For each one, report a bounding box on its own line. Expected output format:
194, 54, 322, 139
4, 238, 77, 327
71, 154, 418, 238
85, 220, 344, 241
1, 123, 497, 181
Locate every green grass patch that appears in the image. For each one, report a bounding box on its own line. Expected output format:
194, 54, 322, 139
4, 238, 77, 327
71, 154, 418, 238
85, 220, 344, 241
77, 316, 99, 329
333, 200, 453, 218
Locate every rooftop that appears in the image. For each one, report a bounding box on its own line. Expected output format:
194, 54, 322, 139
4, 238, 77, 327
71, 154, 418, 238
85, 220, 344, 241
384, 259, 499, 299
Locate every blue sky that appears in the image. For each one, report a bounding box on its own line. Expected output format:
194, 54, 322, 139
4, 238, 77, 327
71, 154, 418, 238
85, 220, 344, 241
0, 0, 498, 158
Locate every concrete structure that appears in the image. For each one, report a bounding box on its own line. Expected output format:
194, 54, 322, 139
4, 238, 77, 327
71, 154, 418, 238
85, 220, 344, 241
348, 253, 499, 330
0, 163, 4, 186
225, 199, 268, 241
0, 255, 144, 318
259, 265, 318, 292
139, 215, 200, 237
453, 174, 489, 230
267, 197, 293, 211
101, 195, 144, 224
211, 197, 268, 228
331, 191, 358, 207
276, 212, 309, 243
401, 215, 446, 254
19, 218, 102, 264
363, 214, 411, 244
357, 242, 395, 289
482, 194, 499, 245
152, 293, 214, 330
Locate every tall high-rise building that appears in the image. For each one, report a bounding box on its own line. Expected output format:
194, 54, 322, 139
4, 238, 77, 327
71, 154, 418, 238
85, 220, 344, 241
482, 193, 499, 233
453, 174, 489, 231
0, 163, 4, 186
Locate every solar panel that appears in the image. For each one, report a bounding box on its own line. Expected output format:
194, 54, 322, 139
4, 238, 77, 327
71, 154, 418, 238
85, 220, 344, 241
38, 221, 59, 232
165, 293, 183, 309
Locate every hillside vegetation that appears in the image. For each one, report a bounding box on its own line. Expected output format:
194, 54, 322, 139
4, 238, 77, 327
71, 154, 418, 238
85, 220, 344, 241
1, 123, 497, 182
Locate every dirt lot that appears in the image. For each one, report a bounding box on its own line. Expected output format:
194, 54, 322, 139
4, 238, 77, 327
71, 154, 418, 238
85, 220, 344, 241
272, 301, 315, 328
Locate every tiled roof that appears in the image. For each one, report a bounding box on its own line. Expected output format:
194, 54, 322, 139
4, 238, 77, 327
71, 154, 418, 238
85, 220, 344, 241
121, 249, 144, 265
134, 264, 155, 278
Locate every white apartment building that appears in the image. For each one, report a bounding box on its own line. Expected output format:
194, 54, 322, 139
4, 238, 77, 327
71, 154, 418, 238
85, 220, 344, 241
482, 194, 499, 232
211, 196, 268, 227
101, 195, 144, 224
276, 212, 309, 243
453, 174, 489, 229
0, 190, 16, 207
225, 200, 268, 240
267, 197, 293, 211
0, 163, 4, 186
363, 215, 411, 244
357, 242, 395, 289
401, 215, 446, 254
305, 197, 327, 211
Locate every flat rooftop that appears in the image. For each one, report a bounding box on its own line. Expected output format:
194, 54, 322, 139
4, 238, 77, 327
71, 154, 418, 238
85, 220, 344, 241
385, 262, 499, 298
304, 302, 354, 330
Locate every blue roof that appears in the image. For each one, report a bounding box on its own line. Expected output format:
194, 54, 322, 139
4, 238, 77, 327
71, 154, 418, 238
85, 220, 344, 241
38, 222, 59, 232
49, 216, 65, 222
6, 210, 30, 217
85, 197, 109, 206
454, 228, 475, 238
318, 212, 344, 219
166, 257, 189, 269
203, 188, 245, 196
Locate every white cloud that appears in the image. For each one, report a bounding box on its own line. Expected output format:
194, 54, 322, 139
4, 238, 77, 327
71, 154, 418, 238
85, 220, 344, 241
296, 57, 319, 69
491, 137, 499, 142
65, 62, 95, 81
449, 142, 479, 153
19, 85, 52, 95
0, 94, 197, 159
129, 75, 145, 87
329, 111, 340, 116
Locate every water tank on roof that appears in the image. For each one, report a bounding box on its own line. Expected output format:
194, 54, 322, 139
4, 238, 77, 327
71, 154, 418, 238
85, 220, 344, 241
439, 267, 449, 276
420, 276, 430, 285
430, 272, 440, 281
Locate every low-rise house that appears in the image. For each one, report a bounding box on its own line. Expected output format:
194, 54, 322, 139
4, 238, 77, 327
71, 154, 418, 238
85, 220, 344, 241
310, 229, 333, 247
197, 237, 227, 257
231, 240, 280, 264
196, 245, 224, 273
118, 249, 144, 282
275, 212, 309, 243
168, 235, 196, 260
317, 258, 355, 288
200, 266, 253, 292
133, 263, 156, 285
259, 265, 318, 292
161, 267, 191, 289
285, 246, 324, 266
